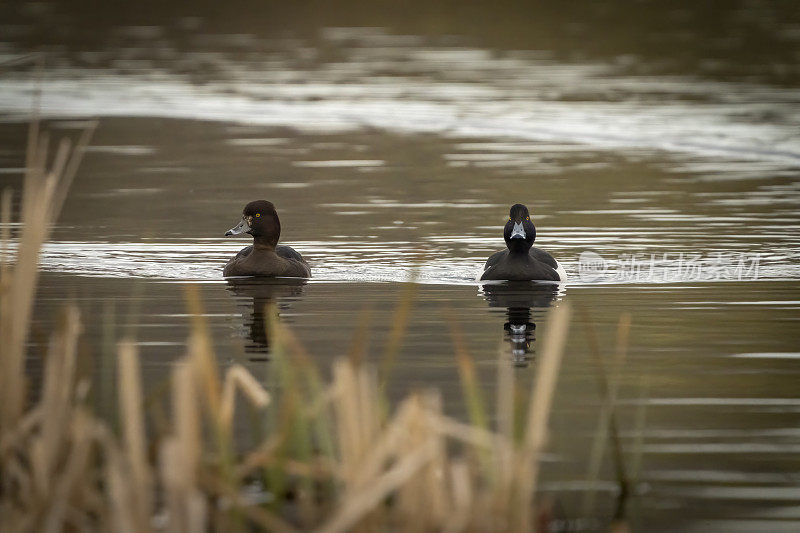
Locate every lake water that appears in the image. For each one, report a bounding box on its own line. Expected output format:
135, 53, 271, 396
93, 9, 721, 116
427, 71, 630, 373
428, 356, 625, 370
2, 1, 800, 531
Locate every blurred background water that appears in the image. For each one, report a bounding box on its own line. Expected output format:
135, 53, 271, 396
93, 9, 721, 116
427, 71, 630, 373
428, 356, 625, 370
2, 1, 800, 531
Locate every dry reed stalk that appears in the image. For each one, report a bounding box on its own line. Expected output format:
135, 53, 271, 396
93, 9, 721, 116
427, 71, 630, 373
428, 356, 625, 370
613, 374, 649, 532
276, 322, 340, 510
628, 375, 650, 503
443, 460, 473, 533
332, 359, 382, 493
496, 336, 515, 442
429, 413, 510, 451
161, 351, 272, 531
494, 335, 516, 505
514, 302, 571, 532
194, 471, 286, 533
185, 315, 240, 526
43, 407, 95, 531
315, 431, 438, 533
397, 392, 450, 532
445, 308, 500, 524
237, 435, 284, 478
356, 363, 379, 464
0, 303, 127, 533
34, 306, 82, 530
118, 339, 153, 533
33, 307, 81, 498
225, 492, 299, 533
241, 456, 334, 480
184, 286, 223, 420
184, 290, 277, 530
0, 120, 95, 429
333, 357, 430, 532
347, 306, 373, 367
379, 281, 418, 387
106, 440, 141, 533
267, 316, 333, 421
444, 307, 490, 437
346, 400, 413, 488
220, 364, 271, 431
581, 311, 632, 518
160, 437, 207, 533
611, 314, 632, 512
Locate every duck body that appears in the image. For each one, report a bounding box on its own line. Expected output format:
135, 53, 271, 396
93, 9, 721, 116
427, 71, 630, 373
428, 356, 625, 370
223, 200, 311, 278
480, 204, 565, 282
482, 247, 562, 281
223, 244, 311, 277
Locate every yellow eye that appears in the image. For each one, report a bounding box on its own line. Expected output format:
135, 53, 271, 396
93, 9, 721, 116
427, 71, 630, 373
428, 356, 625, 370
526, 216, 529, 220
255, 213, 261, 217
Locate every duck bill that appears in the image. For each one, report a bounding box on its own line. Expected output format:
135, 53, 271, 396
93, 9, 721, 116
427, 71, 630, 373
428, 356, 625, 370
225, 218, 249, 236
510, 222, 526, 240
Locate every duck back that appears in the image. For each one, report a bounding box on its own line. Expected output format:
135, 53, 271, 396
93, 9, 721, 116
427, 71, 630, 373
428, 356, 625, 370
480, 249, 561, 281
223, 245, 311, 278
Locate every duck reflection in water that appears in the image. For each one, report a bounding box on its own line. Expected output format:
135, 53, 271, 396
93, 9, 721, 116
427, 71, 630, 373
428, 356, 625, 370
225, 277, 307, 358
481, 282, 562, 367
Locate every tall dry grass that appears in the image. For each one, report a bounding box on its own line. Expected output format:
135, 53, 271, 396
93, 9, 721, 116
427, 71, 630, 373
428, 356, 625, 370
0, 119, 574, 532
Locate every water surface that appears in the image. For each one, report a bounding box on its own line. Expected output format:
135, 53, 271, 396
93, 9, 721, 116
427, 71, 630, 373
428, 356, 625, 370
2, 2, 800, 531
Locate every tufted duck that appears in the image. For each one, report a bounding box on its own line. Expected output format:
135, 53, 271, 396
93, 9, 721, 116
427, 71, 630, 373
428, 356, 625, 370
223, 200, 311, 278
480, 204, 566, 282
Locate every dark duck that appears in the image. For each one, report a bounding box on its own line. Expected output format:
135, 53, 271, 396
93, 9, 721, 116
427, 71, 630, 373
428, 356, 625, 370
480, 204, 566, 282
223, 200, 311, 278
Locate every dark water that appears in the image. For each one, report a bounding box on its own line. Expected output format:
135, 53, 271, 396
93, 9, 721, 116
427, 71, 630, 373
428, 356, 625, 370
3, 1, 800, 531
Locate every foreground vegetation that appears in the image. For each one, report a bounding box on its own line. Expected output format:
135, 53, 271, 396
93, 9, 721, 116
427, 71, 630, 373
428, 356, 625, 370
1, 121, 576, 532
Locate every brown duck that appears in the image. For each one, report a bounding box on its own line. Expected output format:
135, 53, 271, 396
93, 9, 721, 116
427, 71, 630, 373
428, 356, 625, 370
223, 200, 311, 278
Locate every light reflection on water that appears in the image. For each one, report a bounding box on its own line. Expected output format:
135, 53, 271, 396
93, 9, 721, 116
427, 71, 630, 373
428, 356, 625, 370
0, 240, 784, 284
16, 224, 800, 283
2, 27, 800, 172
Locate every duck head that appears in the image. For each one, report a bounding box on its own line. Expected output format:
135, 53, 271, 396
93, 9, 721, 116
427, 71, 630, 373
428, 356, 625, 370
225, 200, 281, 248
503, 203, 536, 254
